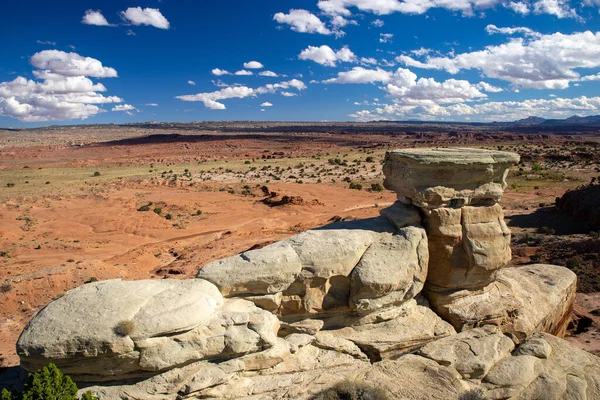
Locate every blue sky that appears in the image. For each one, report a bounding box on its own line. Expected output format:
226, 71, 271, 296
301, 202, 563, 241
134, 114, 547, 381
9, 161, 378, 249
1, 0, 600, 127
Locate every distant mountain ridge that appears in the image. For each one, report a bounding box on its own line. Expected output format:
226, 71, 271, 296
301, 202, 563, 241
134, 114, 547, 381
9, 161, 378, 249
511, 115, 600, 127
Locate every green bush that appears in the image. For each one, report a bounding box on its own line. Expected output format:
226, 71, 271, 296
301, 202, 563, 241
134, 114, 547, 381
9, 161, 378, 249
311, 380, 388, 400
349, 182, 362, 190
92, 171, 101, 177
1, 363, 79, 400
165, 213, 173, 220
370, 183, 384, 192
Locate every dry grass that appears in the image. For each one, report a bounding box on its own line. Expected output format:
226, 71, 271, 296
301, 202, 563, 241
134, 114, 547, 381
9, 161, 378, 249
114, 320, 136, 337
311, 380, 388, 400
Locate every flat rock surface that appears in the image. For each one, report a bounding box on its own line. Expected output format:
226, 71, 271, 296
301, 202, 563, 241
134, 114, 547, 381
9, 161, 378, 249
427, 264, 577, 339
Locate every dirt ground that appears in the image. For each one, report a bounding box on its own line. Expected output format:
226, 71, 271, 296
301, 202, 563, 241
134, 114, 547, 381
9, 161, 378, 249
0, 126, 599, 366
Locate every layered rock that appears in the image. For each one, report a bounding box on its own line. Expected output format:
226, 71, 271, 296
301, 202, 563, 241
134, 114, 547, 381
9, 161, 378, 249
383, 147, 520, 208
381, 147, 577, 336
79, 326, 600, 400
17, 279, 280, 381
198, 215, 428, 322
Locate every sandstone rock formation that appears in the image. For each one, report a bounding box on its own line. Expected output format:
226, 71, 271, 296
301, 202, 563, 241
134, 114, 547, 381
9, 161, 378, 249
382, 147, 577, 336
13, 147, 595, 400
17, 279, 280, 381
78, 326, 600, 399
198, 216, 429, 323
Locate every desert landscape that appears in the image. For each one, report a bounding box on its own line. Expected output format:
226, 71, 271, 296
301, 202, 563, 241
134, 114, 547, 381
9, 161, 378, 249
1, 122, 600, 398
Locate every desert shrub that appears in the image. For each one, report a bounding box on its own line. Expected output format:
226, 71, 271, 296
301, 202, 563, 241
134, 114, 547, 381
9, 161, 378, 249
1, 363, 77, 400
137, 202, 153, 212
365, 156, 374, 162
311, 381, 388, 400
92, 171, 101, 177
0, 364, 99, 400
532, 162, 542, 172
511, 183, 519, 190
114, 320, 136, 337
165, 213, 173, 220
0, 251, 9, 257
195, 209, 202, 216
0, 282, 12, 293
566, 256, 582, 269
153, 207, 162, 215
6, 183, 15, 188
539, 226, 556, 235
349, 182, 362, 190
370, 183, 384, 192
459, 389, 485, 400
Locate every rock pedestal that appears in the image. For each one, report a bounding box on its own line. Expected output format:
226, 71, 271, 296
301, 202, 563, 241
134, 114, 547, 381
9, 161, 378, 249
382, 147, 576, 337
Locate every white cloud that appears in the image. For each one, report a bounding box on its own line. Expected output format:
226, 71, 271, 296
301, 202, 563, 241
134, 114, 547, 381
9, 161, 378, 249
235, 69, 253, 76
112, 104, 135, 111
505, 1, 530, 14
30, 50, 117, 78
145, 103, 158, 106
485, 24, 540, 37
410, 48, 431, 56
350, 95, 600, 122
259, 70, 279, 77
379, 33, 394, 43
281, 91, 298, 97
533, 0, 578, 18
323, 67, 392, 84
360, 57, 378, 65
298, 45, 356, 66
0, 51, 121, 122
212, 68, 231, 76
476, 81, 504, 92
36, 40, 56, 45
398, 30, 600, 89
581, 73, 600, 81
371, 18, 385, 27
121, 7, 170, 29
82, 10, 113, 26
316, 0, 579, 18
126, 30, 136, 36
176, 79, 306, 109
244, 61, 264, 69
273, 9, 331, 35
188, 80, 196, 86
261, 101, 273, 106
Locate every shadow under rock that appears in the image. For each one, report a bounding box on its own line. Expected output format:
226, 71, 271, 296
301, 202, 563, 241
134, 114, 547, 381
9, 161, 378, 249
506, 206, 594, 235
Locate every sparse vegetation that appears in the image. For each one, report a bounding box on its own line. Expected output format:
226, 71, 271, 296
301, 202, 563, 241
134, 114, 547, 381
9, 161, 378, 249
0, 282, 12, 293
92, 171, 101, 177
311, 380, 388, 400
114, 320, 136, 337
0, 363, 98, 400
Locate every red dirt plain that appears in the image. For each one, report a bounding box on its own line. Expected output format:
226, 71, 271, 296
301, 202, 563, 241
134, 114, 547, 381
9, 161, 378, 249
0, 125, 598, 366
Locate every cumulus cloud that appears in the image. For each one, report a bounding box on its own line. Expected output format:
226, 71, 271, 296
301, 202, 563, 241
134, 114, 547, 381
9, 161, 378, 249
259, 70, 279, 77
212, 68, 231, 76
350, 95, 600, 122
379, 33, 394, 43
485, 24, 540, 37
235, 70, 253, 76
261, 102, 273, 106
315, 0, 579, 18
30, 50, 117, 78
273, 9, 332, 35
0, 51, 121, 122
322, 67, 392, 83
112, 104, 135, 111
398, 30, 600, 89
121, 7, 170, 29
505, 1, 530, 14
533, 0, 578, 18
298, 45, 356, 66
244, 61, 264, 69
82, 10, 113, 26
281, 91, 298, 97
176, 79, 306, 109
188, 80, 196, 86
371, 18, 385, 27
